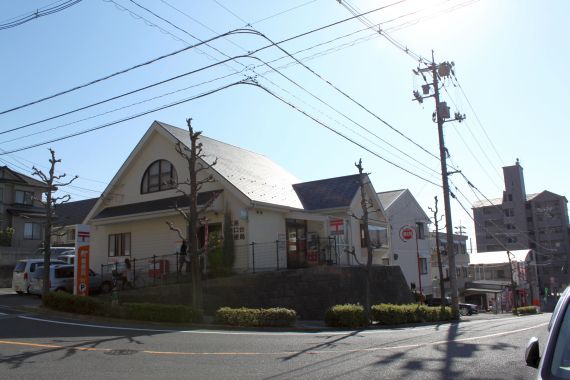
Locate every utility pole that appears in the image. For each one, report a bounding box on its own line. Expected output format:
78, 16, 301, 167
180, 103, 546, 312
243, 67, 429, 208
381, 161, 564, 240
455, 223, 466, 236
413, 51, 465, 313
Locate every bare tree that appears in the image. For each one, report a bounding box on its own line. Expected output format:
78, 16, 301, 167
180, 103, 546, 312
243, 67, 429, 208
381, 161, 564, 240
355, 159, 374, 321
166, 118, 218, 311
429, 196, 446, 311
32, 148, 77, 300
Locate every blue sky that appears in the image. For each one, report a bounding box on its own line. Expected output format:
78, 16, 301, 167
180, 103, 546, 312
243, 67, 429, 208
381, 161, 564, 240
1, 0, 568, 248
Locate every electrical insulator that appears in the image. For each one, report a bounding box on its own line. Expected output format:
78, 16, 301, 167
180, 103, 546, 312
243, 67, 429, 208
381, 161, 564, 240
413, 90, 423, 103
422, 84, 430, 95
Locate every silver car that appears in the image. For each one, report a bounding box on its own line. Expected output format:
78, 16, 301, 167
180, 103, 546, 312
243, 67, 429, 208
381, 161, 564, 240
29, 264, 74, 295
526, 286, 570, 379
29, 264, 106, 295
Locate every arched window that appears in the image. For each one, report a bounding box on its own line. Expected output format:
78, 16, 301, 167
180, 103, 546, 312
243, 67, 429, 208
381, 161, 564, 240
141, 160, 177, 194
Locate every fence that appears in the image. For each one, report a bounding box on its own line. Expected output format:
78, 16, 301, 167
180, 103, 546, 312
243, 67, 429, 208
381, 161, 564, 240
100, 237, 345, 291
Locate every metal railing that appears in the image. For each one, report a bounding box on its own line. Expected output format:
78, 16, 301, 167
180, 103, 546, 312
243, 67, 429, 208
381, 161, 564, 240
100, 237, 343, 291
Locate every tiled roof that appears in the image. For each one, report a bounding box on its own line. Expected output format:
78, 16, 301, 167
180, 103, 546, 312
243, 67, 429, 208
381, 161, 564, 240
292, 174, 361, 211
55, 198, 98, 225
377, 189, 406, 210
158, 122, 303, 209
0, 166, 47, 188
94, 191, 221, 220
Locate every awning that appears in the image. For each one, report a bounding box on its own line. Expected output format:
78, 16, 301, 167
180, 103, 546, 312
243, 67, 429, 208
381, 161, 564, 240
464, 287, 506, 294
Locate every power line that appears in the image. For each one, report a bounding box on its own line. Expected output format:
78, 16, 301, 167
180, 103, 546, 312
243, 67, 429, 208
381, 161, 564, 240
0, 80, 247, 155
251, 29, 441, 163
211, 0, 249, 25
0, 0, 407, 115
457, 171, 556, 254
248, 81, 442, 187
0, 0, 82, 30
1, 71, 242, 145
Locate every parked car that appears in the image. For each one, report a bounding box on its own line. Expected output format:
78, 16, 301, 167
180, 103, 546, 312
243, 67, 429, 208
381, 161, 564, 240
12, 258, 65, 294
34, 247, 75, 257
426, 297, 451, 307
56, 254, 75, 265
459, 303, 479, 316
29, 264, 74, 295
29, 264, 108, 295
526, 286, 570, 379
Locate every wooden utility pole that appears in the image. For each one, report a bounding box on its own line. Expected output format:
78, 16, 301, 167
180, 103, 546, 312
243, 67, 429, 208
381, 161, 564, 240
413, 52, 465, 313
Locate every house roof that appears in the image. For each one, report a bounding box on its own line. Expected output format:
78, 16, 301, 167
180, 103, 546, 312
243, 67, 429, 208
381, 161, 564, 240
377, 189, 407, 210
469, 249, 533, 265
472, 193, 543, 208
0, 166, 47, 188
158, 121, 303, 209
94, 191, 221, 220
55, 198, 98, 225
292, 174, 361, 211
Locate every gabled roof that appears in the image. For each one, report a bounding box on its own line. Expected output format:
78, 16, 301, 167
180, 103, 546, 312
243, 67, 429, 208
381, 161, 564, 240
94, 192, 220, 220
472, 192, 563, 208
472, 197, 502, 208
0, 166, 47, 188
469, 249, 533, 265
377, 189, 406, 210
54, 198, 98, 225
292, 174, 361, 211
158, 121, 303, 209
528, 190, 567, 203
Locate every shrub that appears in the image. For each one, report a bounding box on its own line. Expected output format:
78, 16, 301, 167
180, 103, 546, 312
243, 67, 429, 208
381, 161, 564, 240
43, 291, 101, 315
324, 304, 368, 328
372, 304, 456, 325
123, 303, 202, 323
215, 307, 296, 327
513, 306, 538, 315
43, 292, 202, 323
0, 227, 14, 247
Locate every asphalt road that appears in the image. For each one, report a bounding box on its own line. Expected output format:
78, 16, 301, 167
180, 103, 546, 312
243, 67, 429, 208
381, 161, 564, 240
0, 291, 549, 379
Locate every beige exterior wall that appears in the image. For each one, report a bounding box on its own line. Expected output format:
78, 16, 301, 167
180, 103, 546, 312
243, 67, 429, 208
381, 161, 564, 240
100, 129, 223, 211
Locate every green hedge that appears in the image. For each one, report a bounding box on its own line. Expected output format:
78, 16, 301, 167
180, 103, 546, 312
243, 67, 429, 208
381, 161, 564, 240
372, 304, 456, 325
43, 291, 101, 315
513, 306, 538, 315
43, 292, 202, 323
215, 307, 297, 327
324, 304, 368, 328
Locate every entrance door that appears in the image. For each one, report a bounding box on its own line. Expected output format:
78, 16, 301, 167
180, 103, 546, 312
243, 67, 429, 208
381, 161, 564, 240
286, 220, 307, 269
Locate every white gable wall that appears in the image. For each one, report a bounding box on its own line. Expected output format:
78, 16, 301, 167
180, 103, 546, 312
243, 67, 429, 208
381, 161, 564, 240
385, 190, 432, 296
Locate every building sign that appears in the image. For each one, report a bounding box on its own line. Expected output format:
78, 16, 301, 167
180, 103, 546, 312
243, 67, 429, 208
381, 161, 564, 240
399, 225, 414, 242
329, 218, 345, 235
74, 224, 90, 296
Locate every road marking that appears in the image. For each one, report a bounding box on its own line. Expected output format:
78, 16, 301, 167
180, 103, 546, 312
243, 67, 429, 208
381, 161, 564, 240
0, 312, 7, 316
0, 321, 549, 357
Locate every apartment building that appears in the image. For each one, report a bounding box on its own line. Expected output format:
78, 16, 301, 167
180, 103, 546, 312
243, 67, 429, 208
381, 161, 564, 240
472, 160, 570, 295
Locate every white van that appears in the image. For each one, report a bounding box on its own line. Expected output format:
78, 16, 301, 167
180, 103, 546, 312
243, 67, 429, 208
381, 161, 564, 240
12, 258, 65, 294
